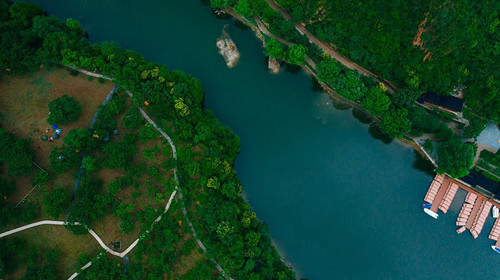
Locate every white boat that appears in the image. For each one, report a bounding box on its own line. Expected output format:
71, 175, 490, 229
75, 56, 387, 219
424, 208, 439, 219
491, 246, 500, 254
492, 206, 499, 218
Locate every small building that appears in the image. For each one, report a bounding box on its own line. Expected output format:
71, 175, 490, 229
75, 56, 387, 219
424, 91, 464, 113
459, 169, 500, 199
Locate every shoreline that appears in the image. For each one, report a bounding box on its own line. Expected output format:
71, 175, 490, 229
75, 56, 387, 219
222, 8, 437, 167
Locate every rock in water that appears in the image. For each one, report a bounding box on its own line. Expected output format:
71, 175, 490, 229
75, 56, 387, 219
217, 26, 240, 68
268, 57, 280, 74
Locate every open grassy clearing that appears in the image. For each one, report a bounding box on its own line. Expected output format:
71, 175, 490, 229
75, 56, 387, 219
4, 225, 101, 279
0, 66, 113, 211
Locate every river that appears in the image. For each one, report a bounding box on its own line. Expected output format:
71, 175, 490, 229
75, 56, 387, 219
22, 0, 500, 279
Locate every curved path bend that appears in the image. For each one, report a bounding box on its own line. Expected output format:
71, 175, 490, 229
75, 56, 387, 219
2, 67, 231, 279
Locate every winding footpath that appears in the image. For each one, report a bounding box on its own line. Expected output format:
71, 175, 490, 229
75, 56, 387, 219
0, 66, 231, 279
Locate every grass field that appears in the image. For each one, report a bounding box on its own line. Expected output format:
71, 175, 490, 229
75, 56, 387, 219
0, 67, 114, 278
0, 67, 209, 279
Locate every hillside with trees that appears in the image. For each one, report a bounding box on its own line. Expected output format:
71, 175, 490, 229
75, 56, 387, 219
0, 1, 294, 279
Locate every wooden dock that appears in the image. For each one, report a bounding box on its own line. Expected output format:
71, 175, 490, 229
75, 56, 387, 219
430, 178, 451, 213
466, 197, 484, 229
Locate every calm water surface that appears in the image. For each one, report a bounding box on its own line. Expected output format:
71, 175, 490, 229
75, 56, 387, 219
23, 0, 500, 278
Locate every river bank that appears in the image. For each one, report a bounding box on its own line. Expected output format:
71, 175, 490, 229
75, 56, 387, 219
221, 7, 438, 167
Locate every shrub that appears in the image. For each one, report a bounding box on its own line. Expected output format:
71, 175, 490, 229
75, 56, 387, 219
47, 94, 82, 125
122, 108, 144, 129
43, 187, 68, 219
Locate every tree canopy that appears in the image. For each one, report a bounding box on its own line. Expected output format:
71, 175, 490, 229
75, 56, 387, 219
437, 137, 476, 178
47, 94, 82, 125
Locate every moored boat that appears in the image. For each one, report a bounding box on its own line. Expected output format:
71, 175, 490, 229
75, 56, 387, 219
424, 208, 438, 219
492, 206, 499, 218
491, 246, 500, 253
423, 203, 432, 209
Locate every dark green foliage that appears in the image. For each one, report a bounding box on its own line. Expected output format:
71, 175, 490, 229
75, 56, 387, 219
234, 0, 253, 17
43, 187, 68, 219
265, 38, 284, 59
0, 177, 16, 205
380, 107, 412, 139
32, 170, 49, 187
122, 108, 145, 129
393, 88, 422, 108
139, 124, 158, 143
423, 139, 434, 153
463, 115, 486, 140
437, 137, 476, 178
102, 134, 137, 169
46, 94, 82, 125
8, 2, 43, 28
49, 145, 81, 174
76, 253, 123, 280
275, 0, 499, 124
19, 202, 39, 223
361, 86, 391, 116
0, 128, 34, 177
81, 156, 99, 172
64, 128, 93, 151
67, 177, 111, 229
210, 0, 236, 9
334, 70, 367, 101
284, 44, 307, 65
317, 58, 341, 84
108, 94, 126, 115
0, 4, 296, 277
92, 105, 117, 137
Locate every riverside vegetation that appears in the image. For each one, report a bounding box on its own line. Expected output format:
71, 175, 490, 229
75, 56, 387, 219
210, 0, 500, 179
0, 1, 294, 279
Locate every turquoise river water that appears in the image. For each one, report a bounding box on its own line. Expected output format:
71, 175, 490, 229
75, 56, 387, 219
23, 0, 500, 279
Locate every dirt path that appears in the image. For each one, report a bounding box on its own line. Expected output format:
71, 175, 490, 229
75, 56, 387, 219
264, 0, 397, 93
126, 91, 233, 280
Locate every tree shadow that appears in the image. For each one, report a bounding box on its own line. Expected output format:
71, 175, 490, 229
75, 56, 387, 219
284, 63, 301, 74
352, 108, 372, 124
368, 124, 393, 144
412, 150, 436, 176
234, 19, 250, 31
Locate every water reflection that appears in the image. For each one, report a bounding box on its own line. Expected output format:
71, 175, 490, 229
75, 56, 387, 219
351, 107, 372, 124
412, 150, 437, 176
368, 124, 393, 144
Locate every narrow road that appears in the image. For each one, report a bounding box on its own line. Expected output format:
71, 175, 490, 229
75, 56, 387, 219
264, 0, 397, 93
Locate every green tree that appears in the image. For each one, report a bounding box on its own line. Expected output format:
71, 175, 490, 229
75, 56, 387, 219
8, 2, 43, 28
264, 38, 284, 59
437, 137, 476, 178
47, 95, 82, 125
361, 86, 391, 116
210, 0, 236, 9
122, 108, 144, 129
81, 156, 99, 172
234, 0, 253, 17
334, 70, 367, 101
380, 108, 412, 138
49, 145, 81, 174
64, 128, 92, 151
284, 44, 307, 65
43, 187, 68, 218
102, 136, 137, 169
317, 59, 341, 84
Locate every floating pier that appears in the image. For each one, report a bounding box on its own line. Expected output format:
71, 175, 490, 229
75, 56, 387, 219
424, 174, 500, 251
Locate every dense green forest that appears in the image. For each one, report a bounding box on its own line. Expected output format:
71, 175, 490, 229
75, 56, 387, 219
272, 0, 500, 123
210, 0, 500, 178
0, 1, 294, 279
